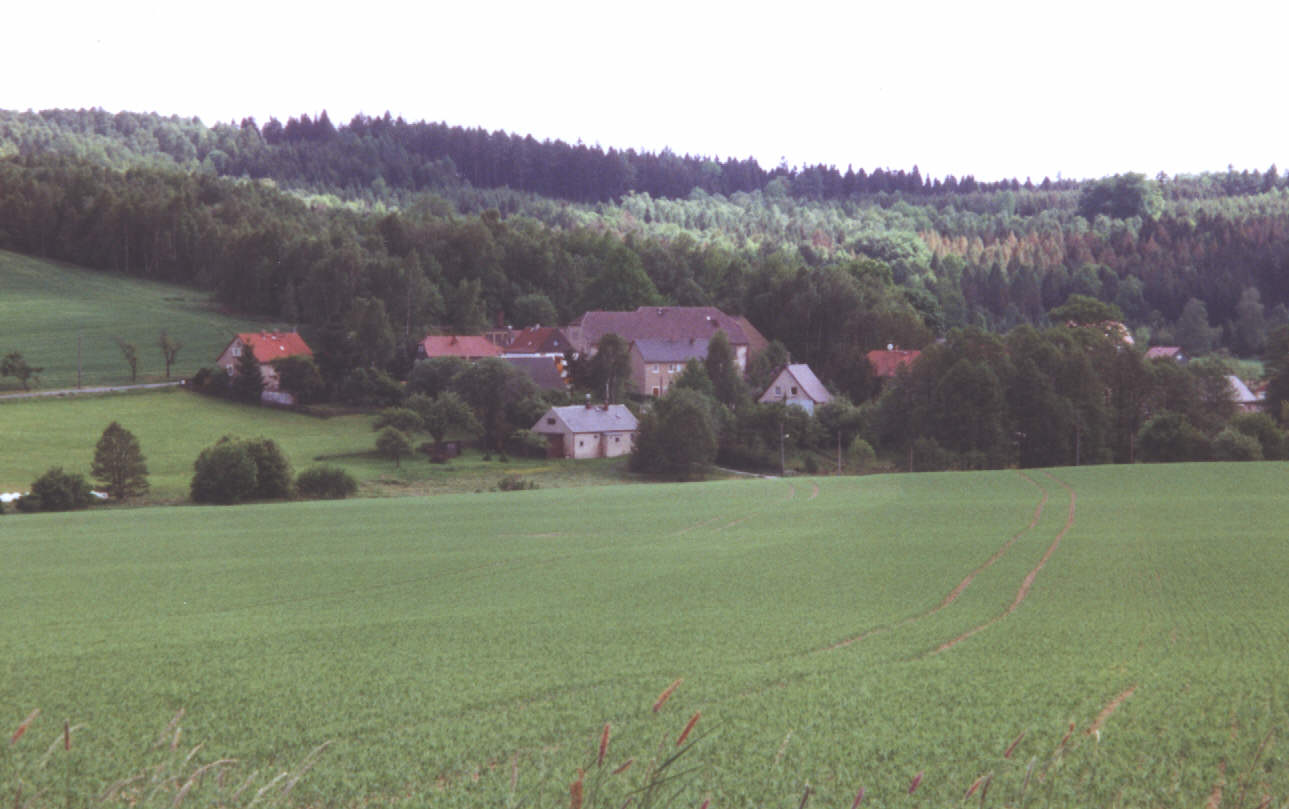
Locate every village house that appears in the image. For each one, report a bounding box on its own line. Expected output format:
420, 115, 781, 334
215, 331, 313, 404
629, 338, 708, 398
530, 403, 638, 459
568, 306, 766, 373
757, 364, 832, 414
1227, 375, 1264, 413
502, 355, 569, 391
866, 347, 921, 380
1145, 346, 1186, 362
502, 326, 575, 358
416, 335, 503, 361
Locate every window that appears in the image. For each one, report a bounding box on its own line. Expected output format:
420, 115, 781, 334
546, 417, 556, 425
791, 386, 799, 395
774, 385, 782, 395
650, 364, 659, 374
231, 345, 242, 357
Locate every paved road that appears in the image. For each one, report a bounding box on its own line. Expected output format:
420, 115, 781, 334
0, 381, 184, 400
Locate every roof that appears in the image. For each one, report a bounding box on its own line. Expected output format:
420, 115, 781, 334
1145, 346, 1183, 360
532, 404, 638, 435
570, 307, 759, 352
1227, 375, 1261, 405
503, 326, 573, 355
418, 335, 503, 359
866, 349, 921, 378
235, 332, 312, 364
631, 338, 710, 363
761, 364, 832, 404
503, 356, 568, 390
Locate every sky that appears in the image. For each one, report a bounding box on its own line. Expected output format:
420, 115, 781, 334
5, 0, 1288, 183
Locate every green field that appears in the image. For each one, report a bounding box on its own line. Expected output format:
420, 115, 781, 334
0, 389, 633, 501
0, 250, 272, 390
4, 463, 1287, 807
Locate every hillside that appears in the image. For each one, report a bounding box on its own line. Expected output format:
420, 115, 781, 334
0, 250, 272, 389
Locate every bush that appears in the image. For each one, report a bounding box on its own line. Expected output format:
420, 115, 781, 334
190, 366, 231, 398
912, 437, 954, 471
496, 474, 538, 491
846, 437, 877, 472
191, 440, 258, 504
20, 467, 94, 512
504, 428, 548, 459
1137, 411, 1211, 462
191, 436, 293, 504
1212, 426, 1263, 461
339, 367, 404, 407
1229, 411, 1286, 459
295, 465, 358, 499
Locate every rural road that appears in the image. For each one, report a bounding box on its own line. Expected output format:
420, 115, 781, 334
0, 381, 184, 400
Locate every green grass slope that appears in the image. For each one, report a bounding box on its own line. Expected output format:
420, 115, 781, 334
0, 250, 271, 390
0, 389, 633, 500
4, 464, 1287, 807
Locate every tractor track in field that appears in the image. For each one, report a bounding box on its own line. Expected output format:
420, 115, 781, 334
932, 472, 1076, 655
1087, 684, 1137, 736
821, 470, 1049, 652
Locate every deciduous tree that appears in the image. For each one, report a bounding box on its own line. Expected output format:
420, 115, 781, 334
91, 421, 149, 500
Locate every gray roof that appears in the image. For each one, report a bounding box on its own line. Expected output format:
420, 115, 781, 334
503, 356, 568, 390
631, 338, 710, 363
571, 307, 759, 353
532, 404, 638, 435
762, 364, 832, 404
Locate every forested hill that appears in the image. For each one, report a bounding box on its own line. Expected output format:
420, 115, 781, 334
4, 106, 1289, 390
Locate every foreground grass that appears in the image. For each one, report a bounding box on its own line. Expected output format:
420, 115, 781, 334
4, 464, 1287, 807
0, 250, 270, 390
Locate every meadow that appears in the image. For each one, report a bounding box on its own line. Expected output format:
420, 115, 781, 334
0, 250, 270, 390
0, 389, 632, 501
4, 463, 1288, 807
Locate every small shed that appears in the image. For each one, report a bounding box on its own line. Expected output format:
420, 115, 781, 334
531, 404, 638, 459
758, 364, 832, 415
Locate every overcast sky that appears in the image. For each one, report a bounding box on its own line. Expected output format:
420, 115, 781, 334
6, 0, 1286, 183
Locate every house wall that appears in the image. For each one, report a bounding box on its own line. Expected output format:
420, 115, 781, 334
759, 369, 817, 414
215, 339, 281, 392
630, 351, 683, 397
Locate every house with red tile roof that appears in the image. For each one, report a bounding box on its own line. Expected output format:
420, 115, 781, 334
502, 326, 576, 357
215, 331, 313, 403
568, 307, 766, 373
416, 335, 503, 361
866, 348, 921, 379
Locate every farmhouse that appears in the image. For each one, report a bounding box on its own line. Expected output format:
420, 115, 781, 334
1227, 375, 1264, 412
758, 363, 832, 414
568, 306, 766, 372
215, 331, 313, 404
416, 335, 503, 361
629, 338, 708, 398
530, 403, 638, 459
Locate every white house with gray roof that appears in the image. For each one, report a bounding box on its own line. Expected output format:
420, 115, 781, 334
758, 364, 832, 414
531, 403, 638, 459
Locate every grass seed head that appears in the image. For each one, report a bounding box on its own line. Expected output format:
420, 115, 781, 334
676, 711, 701, 747
64, 719, 70, 751
611, 758, 635, 776
598, 722, 611, 767
653, 679, 683, 713
10, 709, 40, 746
908, 770, 923, 794
570, 768, 584, 809
850, 786, 865, 807
1004, 729, 1025, 759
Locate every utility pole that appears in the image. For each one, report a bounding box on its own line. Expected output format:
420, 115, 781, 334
77, 330, 82, 389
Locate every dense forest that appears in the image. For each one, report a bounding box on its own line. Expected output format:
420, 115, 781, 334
4, 107, 1289, 470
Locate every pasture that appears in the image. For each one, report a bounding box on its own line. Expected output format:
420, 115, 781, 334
4, 463, 1288, 807
0, 250, 270, 390
0, 389, 631, 500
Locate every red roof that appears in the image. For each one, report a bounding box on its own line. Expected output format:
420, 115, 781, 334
237, 332, 312, 364
866, 349, 921, 378
418, 335, 503, 359
503, 326, 573, 355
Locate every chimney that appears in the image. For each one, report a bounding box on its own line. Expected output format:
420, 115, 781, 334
585, 393, 592, 409
656, 308, 664, 316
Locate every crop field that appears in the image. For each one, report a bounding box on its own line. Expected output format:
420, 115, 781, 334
3, 463, 1289, 807
0, 250, 270, 390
